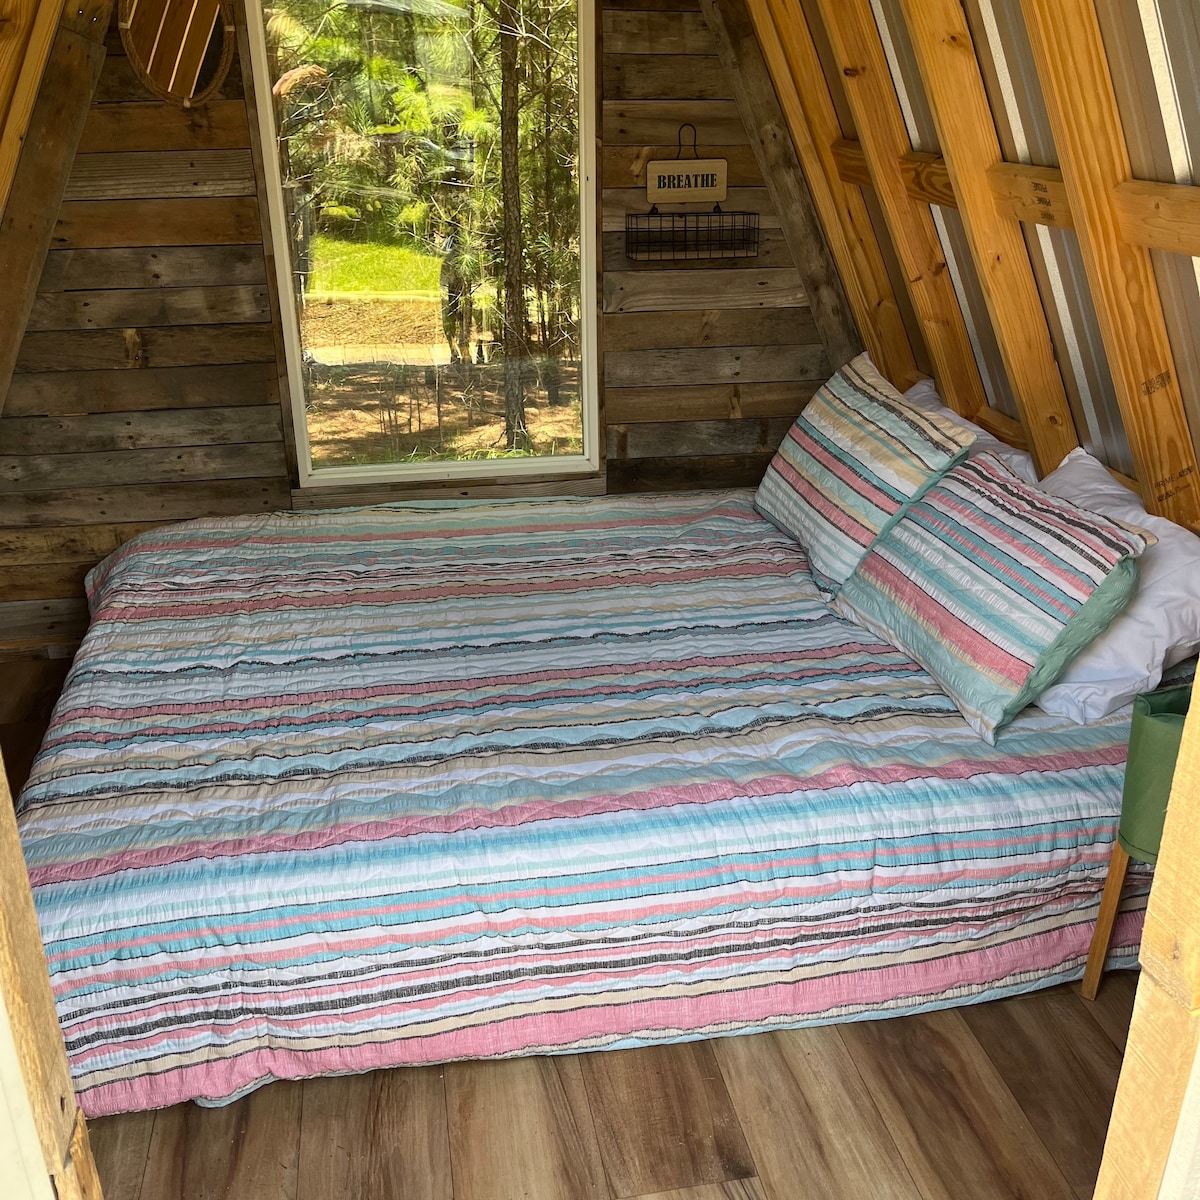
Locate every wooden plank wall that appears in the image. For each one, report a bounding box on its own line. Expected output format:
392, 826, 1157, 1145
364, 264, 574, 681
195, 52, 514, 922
601, 0, 830, 492
0, 20, 289, 769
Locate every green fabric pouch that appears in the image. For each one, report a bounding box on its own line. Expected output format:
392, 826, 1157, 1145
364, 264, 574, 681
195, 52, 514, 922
1119, 683, 1192, 865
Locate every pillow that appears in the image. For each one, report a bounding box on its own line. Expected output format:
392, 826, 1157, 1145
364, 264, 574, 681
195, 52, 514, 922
903, 377, 1039, 484
754, 354, 975, 594
833, 453, 1151, 743
1034, 448, 1200, 722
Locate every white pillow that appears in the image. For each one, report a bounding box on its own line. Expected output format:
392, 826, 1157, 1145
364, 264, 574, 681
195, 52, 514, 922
1035, 448, 1200, 722
903, 378, 1038, 484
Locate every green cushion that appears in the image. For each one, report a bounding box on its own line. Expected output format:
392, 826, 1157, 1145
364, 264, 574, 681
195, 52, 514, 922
1119, 683, 1191, 864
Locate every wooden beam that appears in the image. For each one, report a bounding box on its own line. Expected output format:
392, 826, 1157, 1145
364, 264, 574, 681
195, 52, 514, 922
897, 0, 1078, 476
0, 750, 99, 1195
745, 0, 919, 387
1113, 179, 1200, 259
812, 0, 987, 420
699, 0, 861, 370
988, 162, 1075, 231
0, 3, 112, 419
833, 137, 1075, 230
1020, 0, 1200, 529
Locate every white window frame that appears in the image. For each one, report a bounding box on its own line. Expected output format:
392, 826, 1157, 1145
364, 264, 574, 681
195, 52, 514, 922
245, 0, 600, 488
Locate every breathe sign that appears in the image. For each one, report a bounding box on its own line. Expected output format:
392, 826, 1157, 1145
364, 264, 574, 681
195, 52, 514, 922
646, 158, 728, 203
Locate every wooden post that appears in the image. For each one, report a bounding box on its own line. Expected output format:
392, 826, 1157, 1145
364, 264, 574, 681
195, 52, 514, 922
743, 0, 919, 388
896, 0, 1078, 476
0, 0, 113, 418
0, 751, 102, 1198
811, 0, 988, 421
699, 0, 861, 372
1020, 0, 1200, 529
1094, 676, 1200, 1198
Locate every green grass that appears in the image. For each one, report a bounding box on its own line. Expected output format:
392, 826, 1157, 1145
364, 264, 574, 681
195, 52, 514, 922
308, 235, 442, 297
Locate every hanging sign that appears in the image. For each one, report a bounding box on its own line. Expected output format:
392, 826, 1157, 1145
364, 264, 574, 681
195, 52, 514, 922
645, 158, 728, 204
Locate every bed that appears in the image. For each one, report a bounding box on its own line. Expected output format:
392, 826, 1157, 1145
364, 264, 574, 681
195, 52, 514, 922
16, 489, 1147, 1118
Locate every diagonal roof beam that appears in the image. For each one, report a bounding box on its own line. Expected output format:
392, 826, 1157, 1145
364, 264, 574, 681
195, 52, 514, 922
0, 0, 113, 418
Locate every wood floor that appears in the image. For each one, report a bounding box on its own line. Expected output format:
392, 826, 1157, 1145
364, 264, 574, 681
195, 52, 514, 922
89, 971, 1137, 1200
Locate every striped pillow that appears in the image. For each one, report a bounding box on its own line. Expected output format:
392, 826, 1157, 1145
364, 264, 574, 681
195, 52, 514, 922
833, 454, 1151, 743
754, 355, 975, 594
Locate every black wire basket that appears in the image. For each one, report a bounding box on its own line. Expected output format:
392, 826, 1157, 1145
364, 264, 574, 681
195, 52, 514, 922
625, 206, 760, 261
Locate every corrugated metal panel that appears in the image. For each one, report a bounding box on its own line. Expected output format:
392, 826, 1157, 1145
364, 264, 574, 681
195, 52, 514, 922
867, 0, 1022, 421
1096, 0, 1200, 467
963, 0, 1133, 474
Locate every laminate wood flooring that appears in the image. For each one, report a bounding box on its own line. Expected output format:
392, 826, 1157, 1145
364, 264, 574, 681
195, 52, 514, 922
90, 975, 1138, 1200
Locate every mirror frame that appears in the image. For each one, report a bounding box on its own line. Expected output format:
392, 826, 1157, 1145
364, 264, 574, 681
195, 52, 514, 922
117, 0, 237, 108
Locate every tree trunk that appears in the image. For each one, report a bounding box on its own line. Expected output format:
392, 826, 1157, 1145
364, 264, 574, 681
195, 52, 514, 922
499, 0, 527, 449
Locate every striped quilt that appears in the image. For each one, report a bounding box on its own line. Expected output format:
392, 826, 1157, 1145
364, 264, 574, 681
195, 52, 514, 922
17, 490, 1145, 1118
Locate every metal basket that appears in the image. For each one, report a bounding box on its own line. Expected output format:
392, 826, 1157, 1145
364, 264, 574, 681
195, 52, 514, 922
625, 207, 760, 261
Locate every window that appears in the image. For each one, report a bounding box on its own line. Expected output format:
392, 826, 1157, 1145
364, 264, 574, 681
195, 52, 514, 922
247, 0, 597, 485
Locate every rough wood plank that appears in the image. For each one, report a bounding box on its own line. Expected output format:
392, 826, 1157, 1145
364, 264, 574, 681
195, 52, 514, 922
0, 599, 89, 646
1020, 0, 1200, 528
64, 149, 257, 201
701, 0, 861, 370
0, 23, 108, 418
604, 268, 803, 311
28, 283, 271, 331
840, 1009, 1076, 1200
601, 9, 715, 54
1113, 178, 1200, 259
445, 1056, 609, 1200
603, 307, 817, 350
1095, 972, 1200, 1199
898, 0, 1079, 476
57, 1106, 104, 1200
604, 0, 702, 11
607, 452, 774, 492
2, 406, 283, 454
39, 244, 268, 292
604, 54, 732, 101
298, 1068, 453, 1200
52, 196, 263, 249
814, 0, 988, 420
603, 229, 791, 271
0, 478, 290, 526
715, 1028, 922, 1200
605, 344, 828, 387
603, 100, 748, 146
94, 50, 243, 103
77, 98, 251, 152
0, 563, 91, 602
7, 363, 273, 415
140, 1081, 302, 1200
581, 1042, 755, 1197
604, 380, 819, 422
607, 414, 794, 458
962, 987, 1123, 1199
602, 187, 777, 231
16, 324, 277, 371
988, 161, 1075, 230
0, 521, 167, 563
0, 442, 287, 493
1079, 969, 1139, 1053
748, 0, 918, 389
0, 660, 71, 727
602, 144, 762, 189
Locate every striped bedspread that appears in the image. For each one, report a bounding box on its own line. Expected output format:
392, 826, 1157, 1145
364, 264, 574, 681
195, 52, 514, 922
17, 490, 1144, 1117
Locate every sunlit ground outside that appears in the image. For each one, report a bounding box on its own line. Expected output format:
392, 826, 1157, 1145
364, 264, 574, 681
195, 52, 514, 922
300, 236, 581, 470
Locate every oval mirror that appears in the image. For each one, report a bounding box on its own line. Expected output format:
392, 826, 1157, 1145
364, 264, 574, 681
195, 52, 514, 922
119, 0, 237, 108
